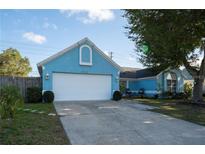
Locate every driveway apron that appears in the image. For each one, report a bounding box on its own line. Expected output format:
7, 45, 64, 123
54, 100, 205, 145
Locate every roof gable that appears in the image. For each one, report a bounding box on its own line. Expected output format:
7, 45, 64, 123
37, 37, 121, 71
182, 68, 193, 80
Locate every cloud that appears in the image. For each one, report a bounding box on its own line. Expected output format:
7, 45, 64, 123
60, 9, 115, 24
43, 22, 58, 30
23, 32, 46, 44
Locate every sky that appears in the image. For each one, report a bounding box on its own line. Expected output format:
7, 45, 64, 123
0, 9, 144, 76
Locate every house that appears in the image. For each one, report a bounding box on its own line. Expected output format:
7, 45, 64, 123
120, 67, 185, 97
37, 37, 121, 101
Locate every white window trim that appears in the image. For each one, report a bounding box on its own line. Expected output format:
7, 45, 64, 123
79, 45, 92, 66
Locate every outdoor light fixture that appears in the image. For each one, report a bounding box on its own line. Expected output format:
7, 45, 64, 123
45, 73, 49, 80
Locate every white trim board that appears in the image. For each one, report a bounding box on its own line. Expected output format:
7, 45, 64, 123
79, 44, 92, 66
52, 71, 112, 76
120, 76, 156, 81
37, 37, 122, 71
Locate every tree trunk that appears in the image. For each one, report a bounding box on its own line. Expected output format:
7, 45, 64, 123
183, 40, 205, 104
192, 77, 204, 104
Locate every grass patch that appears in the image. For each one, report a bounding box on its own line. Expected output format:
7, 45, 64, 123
0, 103, 69, 145
132, 98, 205, 126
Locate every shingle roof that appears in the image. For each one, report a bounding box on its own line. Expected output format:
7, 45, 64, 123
121, 67, 140, 72
182, 68, 193, 80
120, 67, 160, 79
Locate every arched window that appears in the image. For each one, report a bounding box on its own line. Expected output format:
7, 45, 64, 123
167, 72, 177, 93
79, 45, 92, 66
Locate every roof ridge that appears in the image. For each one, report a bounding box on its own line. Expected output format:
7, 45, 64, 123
37, 37, 122, 71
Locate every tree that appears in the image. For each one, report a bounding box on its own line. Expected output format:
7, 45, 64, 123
124, 10, 205, 103
0, 48, 32, 77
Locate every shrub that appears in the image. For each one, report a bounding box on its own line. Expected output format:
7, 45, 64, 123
27, 87, 42, 103
113, 91, 122, 101
43, 91, 54, 103
120, 82, 126, 93
0, 85, 23, 119
184, 82, 193, 98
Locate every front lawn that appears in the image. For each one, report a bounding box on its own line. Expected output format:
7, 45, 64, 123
0, 103, 69, 145
132, 98, 205, 126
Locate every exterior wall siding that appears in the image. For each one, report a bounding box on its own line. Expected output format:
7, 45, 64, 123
128, 78, 157, 97
42, 43, 119, 94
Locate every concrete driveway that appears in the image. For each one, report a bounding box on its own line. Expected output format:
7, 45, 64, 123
54, 100, 205, 145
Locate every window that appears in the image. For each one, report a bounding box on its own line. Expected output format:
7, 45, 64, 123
79, 45, 92, 66
166, 72, 177, 93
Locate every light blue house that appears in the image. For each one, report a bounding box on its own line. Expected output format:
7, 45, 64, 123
120, 67, 185, 97
37, 38, 121, 101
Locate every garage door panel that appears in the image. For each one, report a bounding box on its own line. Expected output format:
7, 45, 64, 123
53, 73, 112, 101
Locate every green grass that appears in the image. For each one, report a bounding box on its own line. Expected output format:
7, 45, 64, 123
0, 103, 69, 145
132, 98, 205, 126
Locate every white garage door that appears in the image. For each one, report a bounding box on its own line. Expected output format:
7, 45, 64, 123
52, 73, 112, 101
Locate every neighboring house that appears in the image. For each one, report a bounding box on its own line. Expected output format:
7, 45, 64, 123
37, 37, 121, 101
120, 67, 185, 97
